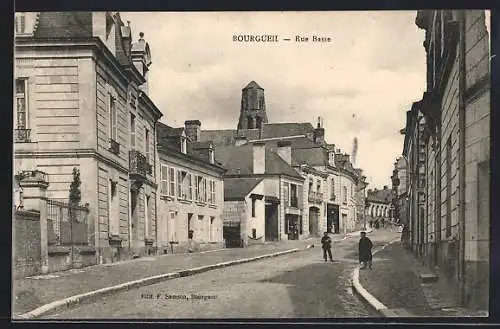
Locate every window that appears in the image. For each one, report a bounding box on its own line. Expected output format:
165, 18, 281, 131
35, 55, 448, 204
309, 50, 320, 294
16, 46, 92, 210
181, 137, 187, 154
283, 183, 289, 207
256, 116, 262, 129
445, 137, 452, 237
202, 177, 207, 202
316, 180, 321, 194
187, 173, 193, 200
194, 176, 199, 201
145, 128, 150, 162
15, 79, 28, 130
209, 217, 215, 241
290, 184, 298, 208
168, 167, 175, 197
187, 213, 193, 238
209, 149, 215, 164
108, 180, 119, 235
177, 170, 182, 198
130, 114, 136, 149
160, 165, 168, 195
329, 152, 335, 165
109, 93, 117, 141
251, 198, 256, 217
196, 176, 206, 202
168, 211, 177, 242
343, 186, 348, 203
210, 180, 216, 204
144, 195, 150, 238
330, 178, 335, 200
15, 13, 26, 34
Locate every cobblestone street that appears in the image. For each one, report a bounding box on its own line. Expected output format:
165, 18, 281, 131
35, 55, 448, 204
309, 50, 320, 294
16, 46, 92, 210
42, 231, 398, 319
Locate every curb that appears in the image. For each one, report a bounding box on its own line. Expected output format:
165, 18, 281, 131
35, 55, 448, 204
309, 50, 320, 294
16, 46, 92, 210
17, 248, 300, 320
351, 238, 415, 317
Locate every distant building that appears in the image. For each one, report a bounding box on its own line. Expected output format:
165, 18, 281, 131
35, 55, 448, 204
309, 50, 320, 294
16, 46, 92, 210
403, 10, 490, 311
14, 12, 163, 264
365, 186, 393, 227
156, 121, 226, 253
200, 81, 367, 238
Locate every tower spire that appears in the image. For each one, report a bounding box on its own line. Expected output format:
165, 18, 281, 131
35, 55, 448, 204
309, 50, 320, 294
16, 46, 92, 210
237, 81, 269, 130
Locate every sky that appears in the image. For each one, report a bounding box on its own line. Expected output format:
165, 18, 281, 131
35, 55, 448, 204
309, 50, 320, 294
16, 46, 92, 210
121, 11, 427, 189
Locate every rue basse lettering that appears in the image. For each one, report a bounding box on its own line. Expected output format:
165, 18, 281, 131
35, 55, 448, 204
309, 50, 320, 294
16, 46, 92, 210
295, 35, 332, 42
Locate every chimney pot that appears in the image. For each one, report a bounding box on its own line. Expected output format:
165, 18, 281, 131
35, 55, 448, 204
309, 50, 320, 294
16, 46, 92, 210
139, 32, 144, 39
184, 120, 201, 142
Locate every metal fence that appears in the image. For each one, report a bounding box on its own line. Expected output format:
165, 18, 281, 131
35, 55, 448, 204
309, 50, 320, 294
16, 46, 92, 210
47, 199, 92, 246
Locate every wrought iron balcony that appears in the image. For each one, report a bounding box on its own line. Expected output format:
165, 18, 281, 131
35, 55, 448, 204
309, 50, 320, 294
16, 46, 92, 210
14, 129, 31, 143
129, 150, 149, 182
109, 139, 120, 155
308, 191, 323, 204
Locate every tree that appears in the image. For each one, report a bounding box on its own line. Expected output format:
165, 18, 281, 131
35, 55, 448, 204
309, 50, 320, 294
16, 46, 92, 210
69, 167, 81, 206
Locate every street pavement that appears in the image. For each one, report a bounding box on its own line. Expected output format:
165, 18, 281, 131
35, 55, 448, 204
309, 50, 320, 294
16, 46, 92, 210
13, 239, 312, 316
42, 230, 399, 319
358, 241, 489, 317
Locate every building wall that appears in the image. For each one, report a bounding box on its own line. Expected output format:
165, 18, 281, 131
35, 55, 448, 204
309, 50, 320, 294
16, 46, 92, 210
245, 181, 266, 245
280, 177, 304, 240
462, 10, 490, 311
223, 201, 247, 245
157, 153, 224, 253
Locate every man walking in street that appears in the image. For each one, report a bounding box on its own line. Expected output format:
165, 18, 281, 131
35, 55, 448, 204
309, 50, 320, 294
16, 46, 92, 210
358, 231, 373, 269
321, 232, 333, 262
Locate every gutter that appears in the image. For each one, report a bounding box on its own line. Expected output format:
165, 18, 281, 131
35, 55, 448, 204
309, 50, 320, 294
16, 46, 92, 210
458, 10, 467, 303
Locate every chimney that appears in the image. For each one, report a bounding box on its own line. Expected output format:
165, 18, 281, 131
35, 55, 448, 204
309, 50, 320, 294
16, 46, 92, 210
252, 142, 266, 174
184, 120, 201, 142
234, 136, 248, 146
131, 32, 152, 94
276, 140, 292, 165
313, 116, 325, 144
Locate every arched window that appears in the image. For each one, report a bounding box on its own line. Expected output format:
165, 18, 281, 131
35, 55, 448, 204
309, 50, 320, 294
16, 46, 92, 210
247, 116, 253, 129
256, 116, 262, 129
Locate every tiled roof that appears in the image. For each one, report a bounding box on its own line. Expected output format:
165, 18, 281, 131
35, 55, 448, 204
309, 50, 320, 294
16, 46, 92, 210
215, 144, 302, 179
291, 148, 326, 167
243, 81, 263, 90
367, 188, 393, 203
224, 177, 264, 201
261, 123, 315, 139
157, 123, 184, 139
35, 12, 93, 38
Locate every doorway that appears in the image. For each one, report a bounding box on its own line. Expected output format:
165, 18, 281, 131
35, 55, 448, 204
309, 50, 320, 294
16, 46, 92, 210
327, 204, 340, 233
265, 204, 279, 241
130, 189, 139, 241
309, 207, 320, 237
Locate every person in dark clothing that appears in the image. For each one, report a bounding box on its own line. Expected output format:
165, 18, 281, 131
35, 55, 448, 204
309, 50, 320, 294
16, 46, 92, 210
321, 232, 333, 262
358, 231, 373, 269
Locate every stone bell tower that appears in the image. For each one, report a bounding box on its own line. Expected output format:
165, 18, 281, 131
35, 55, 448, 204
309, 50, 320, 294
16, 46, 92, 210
237, 81, 269, 130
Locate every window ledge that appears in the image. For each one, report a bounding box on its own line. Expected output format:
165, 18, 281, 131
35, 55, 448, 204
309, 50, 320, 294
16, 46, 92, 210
179, 198, 192, 204
208, 204, 217, 209
160, 195, 175, 201
195, 202, 207, 207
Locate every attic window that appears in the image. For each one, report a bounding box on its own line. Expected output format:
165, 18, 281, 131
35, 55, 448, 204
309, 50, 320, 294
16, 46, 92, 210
329, 152, 335, 165
181, 137, 187, 154
209, 148, 215, 164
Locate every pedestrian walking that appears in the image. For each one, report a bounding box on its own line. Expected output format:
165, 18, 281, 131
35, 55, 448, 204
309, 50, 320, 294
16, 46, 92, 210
321, 232, 333, 262
358, 231, 373, 269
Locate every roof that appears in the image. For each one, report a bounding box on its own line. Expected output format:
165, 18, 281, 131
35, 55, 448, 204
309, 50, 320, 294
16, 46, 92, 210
291, 148, 326, 167
157, 123, 184, 139
215, 144, 303, 179
366, 188, 393, 203
224, 177, 264, 201
199, 122, 316, 147
261, 123, 315, 139
243, 81, 263, 90
35, 12, 93, 38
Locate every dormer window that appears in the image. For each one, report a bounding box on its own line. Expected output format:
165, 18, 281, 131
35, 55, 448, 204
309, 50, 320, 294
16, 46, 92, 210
209, 148, 215, 164
181, 137, 187, 154
328, 152, 335, 165
15, 13, 26, 34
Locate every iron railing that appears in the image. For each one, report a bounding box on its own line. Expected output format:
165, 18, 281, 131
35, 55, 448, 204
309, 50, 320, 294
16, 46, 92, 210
308, 191, 323, 204
129, 150, 150, 178
14, 129, 31, 143
47, 199, 91, 246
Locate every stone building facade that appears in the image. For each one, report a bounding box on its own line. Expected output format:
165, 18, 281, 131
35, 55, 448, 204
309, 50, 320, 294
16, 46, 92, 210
156, 121, 226, 253
14, 12, 163, 264
402, 10, 490, 311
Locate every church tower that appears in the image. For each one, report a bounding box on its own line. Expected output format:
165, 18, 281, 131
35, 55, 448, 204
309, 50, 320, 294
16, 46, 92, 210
237, 81, 269, 130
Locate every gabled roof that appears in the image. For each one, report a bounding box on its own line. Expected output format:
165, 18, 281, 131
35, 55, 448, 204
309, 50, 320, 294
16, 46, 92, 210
243, 81, 263, 90
215, 144, 302, 179
224, 177, 264, 201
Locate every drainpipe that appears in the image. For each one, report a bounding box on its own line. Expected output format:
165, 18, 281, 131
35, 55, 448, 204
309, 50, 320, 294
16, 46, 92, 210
458, 10, 467, 304
154, 121, 159, 254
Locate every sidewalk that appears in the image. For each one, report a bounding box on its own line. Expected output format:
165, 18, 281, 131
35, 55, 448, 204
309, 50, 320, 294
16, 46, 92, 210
357, 241, 488, 317
13, 239, 312, 315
